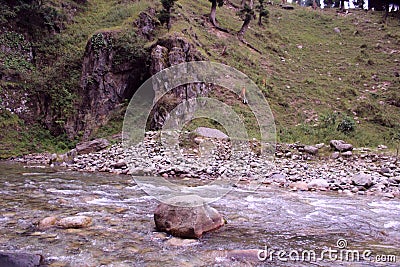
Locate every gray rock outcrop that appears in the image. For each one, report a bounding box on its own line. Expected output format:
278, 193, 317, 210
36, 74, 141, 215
75, 138, 110, 155
330, 140, 353, 152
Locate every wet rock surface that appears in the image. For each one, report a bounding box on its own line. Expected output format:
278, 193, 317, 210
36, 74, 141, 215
154, 196, 225, 238
0, 252, 43, 267
1, 162, 399, 266
56, 216, 93, 229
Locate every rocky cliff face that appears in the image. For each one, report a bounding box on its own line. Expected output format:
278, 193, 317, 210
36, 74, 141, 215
149, 34, 214, 130
1, 8, 213, 143
66, 30, 149, 139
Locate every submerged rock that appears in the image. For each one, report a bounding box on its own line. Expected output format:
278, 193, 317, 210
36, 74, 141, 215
0, 252, 43, 267
154, 195, 225, 238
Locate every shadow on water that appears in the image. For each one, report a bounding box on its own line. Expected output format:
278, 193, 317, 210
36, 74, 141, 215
0, 162, 399, 266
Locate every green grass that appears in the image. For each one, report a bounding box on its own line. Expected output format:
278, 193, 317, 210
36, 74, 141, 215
166, 0, 400, 148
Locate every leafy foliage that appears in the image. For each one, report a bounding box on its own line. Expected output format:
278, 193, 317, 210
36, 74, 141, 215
337, 116, 355, 134
157, 0, 177, 29
255, 0, 270, 26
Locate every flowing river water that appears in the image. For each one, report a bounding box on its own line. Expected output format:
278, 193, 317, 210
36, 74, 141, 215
0, 162, 399, 266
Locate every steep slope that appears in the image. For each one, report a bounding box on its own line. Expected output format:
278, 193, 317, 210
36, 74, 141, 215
0, 0, 399, 158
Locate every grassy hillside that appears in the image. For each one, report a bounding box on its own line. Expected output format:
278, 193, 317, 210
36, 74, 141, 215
0, 0, 399, 158
167, 0, 400, 147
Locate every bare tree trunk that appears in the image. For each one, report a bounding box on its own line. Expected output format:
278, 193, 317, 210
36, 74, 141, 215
340, 0, 345, 11
384, 1, 389, 21
210, 0, 217, 26
238, 15, 252, 40
258, 12, 262, 26
241, 0, 246, 8
167, 7, 172, 31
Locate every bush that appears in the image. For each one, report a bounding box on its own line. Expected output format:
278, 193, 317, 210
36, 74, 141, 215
337, 116, 355, 134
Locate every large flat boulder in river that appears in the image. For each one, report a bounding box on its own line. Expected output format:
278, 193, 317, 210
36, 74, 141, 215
154, 195, 225, 238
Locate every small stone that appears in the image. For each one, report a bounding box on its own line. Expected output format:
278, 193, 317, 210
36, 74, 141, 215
290, 181, 308, 191
270, 173, 287, 184
315, 143, 325, 149
331, 152, 340, 159
341, 151, 352, 157
351, 187, 359, 193
352, 173, 373, 188
111, 159, 127, 169
330, 140, 353, 152
379, 167, 390, 174
343, 189, 353, 196
304, 145, 318, 155
165, 237, 198, 246
57, 216, 92, 229
382, 193, 394, 198
38, 216, 58, 229
308, 179, 329, 190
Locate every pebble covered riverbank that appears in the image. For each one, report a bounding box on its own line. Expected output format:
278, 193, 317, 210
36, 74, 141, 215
12, 131, 400, 198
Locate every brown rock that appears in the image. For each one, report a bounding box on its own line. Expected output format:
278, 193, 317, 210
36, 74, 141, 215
38, 216, 58, 229
57, 216, 92, 229
154, 195, 225, 238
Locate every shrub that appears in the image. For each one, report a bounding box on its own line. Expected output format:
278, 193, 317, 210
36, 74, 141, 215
337, 116, 355, 134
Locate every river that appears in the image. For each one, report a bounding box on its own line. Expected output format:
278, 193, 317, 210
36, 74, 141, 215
0, 162, 399, 266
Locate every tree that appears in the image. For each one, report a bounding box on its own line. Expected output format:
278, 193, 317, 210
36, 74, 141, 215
209, 0, 228, 32
340, 0, 345, 11
158, 0, 177, 30
255, 0, 269, 26
353, 0, 365, 9
237, 4, 256, 40
305, 0, 320, 8
369, 0, 400, 21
